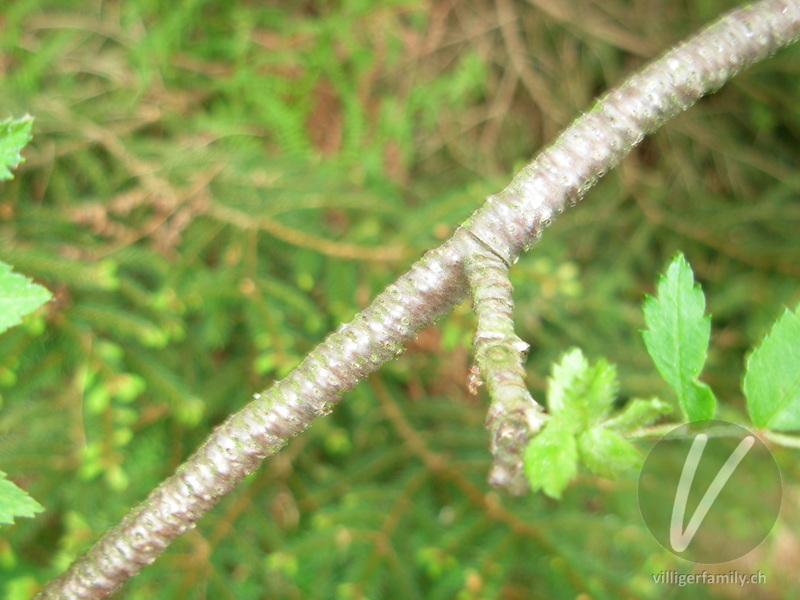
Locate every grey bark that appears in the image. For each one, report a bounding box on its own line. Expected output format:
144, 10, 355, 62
463, 234, 547, 496
36, 1, 800, 598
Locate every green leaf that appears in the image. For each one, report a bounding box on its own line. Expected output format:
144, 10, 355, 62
602, 397, 673, 431
0, 261, 52, 335
523, 420, 578, 499
744, 305, 800, 431
685, 380, 715, 420
641, 253, 715, 421
547, 348, 617, 431
577, 428, 641, 479
0, 470, 44, 525
0, 115, 33, 180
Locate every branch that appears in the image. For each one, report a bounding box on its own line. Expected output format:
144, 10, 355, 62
37, 1, 800, 598
463, 234, 547, 496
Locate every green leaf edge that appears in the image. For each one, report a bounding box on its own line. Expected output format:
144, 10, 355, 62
744, 304, 800, 431
0, 115, 34, 181
0, 470, 44, 525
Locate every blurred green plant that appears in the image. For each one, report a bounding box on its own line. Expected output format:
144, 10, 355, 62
1, 1, 799, 599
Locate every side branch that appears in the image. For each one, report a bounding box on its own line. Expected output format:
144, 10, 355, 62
463, 234, 546, 496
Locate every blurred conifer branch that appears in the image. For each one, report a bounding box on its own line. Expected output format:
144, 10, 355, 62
36, 1, 800, 597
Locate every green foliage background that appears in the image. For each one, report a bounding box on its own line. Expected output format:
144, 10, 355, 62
2, 0, 800, 598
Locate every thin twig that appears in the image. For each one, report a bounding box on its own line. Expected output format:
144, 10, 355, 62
462, 233, 546, 495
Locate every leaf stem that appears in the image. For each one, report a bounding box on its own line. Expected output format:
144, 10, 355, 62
762, 429, 800, 448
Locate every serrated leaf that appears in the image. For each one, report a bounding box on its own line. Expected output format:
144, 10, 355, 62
641, 254, 715, 421
0, 261, 52, 335
744, 305, 800, 431
547, 348, 617, 431
602, 397, 673, 431
523, 420, 578, 499
0, 115, 33, 180
0, 470, 44, 525
577, 428, 641, 479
